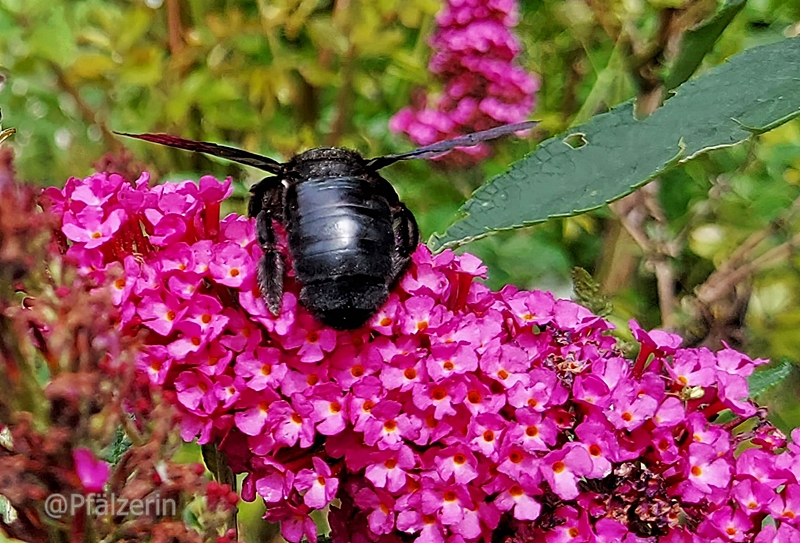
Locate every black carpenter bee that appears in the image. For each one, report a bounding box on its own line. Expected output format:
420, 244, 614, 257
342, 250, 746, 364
118, 121, 535, 330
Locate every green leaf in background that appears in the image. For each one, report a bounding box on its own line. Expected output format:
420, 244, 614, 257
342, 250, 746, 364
664, 0, 747, 91
430, 37, 800, 251
572, 267, 612, 317
748, 359, 794, 398
27, 5, 76, 66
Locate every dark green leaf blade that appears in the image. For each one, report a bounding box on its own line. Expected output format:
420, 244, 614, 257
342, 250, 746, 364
748, 359, 793, 398
429, 38, 800, 251
665, 0, 747, 91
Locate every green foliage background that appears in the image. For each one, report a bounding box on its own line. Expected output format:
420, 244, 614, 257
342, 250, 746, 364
1, 0, 799, 451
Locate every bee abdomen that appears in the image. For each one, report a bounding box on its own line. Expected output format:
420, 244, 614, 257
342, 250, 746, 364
287, 176, 394, 285
300, 276, 389, 330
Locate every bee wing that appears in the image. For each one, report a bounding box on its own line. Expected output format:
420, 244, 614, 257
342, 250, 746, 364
115, 132, 283, 174
366, 121, 538, 170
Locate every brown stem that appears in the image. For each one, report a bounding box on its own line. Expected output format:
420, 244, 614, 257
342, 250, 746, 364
584, 0, 621, 40
597, 219, 641, 294
696, 232, 800, 305
609, 182, 680, 328
166, 0, 184, 55
50, 63, 120, 152
694, 192, 800, 304
654, 256, 677, 328
327, 0, 355, 146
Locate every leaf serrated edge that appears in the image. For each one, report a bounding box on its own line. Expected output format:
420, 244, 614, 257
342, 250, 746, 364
748, 359, 794, 398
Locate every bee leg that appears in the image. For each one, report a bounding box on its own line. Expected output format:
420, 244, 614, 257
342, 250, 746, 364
255, 209, 285, 315
388, 203, 419, 284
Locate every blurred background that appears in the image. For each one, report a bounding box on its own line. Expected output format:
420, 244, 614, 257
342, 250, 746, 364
1, 0, 799, 451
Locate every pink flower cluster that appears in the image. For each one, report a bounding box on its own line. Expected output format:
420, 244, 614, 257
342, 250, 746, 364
390, 0, 538, 164
46, 172, 800, 543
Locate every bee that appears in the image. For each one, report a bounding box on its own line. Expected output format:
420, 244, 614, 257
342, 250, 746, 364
118, 121, 535, 330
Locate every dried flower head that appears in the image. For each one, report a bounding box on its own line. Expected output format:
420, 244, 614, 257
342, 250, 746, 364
1, 162, 237, 543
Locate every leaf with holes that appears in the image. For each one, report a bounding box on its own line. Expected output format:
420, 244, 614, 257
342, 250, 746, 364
429, 37, 800, 250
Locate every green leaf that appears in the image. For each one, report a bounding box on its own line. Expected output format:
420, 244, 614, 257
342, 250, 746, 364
27, 6, 76, 66
664, 0, 747, 91
70, 52, 117, 80
572, 267, 612, 317
748, 359, 793, 398
202, 442, 238, 533
429, 38, 800, 251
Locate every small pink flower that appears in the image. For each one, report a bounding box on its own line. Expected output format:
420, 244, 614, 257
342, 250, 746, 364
137, 290, 187, 336
685, 442, 732, 495
61, 206, 126, 249
541, 444, 593, 500
295, 457, 340, 509
208, 242, 254, 287
364, 444, 417, 492
283, 315, 337, 363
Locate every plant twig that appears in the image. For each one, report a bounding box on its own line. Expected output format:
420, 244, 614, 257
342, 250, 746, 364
696, 231, 800, 305
166, 0, 184, 55
327, 0, 355, 146
50, 63, 119, 151
609, 183, 681, 328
